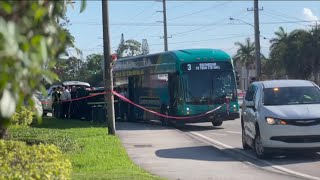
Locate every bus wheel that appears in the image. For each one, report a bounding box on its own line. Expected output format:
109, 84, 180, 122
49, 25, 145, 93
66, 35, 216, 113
212, 121, 223, 127
173, 121, 185, 129
122, 113, 128, 122
160, 112, 170, 126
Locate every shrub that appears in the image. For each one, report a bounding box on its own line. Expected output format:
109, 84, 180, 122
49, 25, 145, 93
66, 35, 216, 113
10, 107, 34, 126
0, 140, 72, 180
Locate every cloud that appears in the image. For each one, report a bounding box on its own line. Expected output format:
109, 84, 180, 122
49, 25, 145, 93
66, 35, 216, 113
303, 8, 318, 22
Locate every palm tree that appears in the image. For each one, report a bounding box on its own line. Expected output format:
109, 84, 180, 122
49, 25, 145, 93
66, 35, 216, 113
269, 27, 289, 51
304, 26, 320, 84
234, 37, 255, 89
268, 27, 290, 78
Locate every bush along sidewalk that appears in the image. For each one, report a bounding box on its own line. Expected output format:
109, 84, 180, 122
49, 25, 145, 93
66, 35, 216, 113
0, 140, 71, 180
8, 117, 162, 180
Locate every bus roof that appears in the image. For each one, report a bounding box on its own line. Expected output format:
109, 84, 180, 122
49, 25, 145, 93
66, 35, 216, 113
113, 48, 232, 73
173, 49, 231, 63
115, 48, 231, 63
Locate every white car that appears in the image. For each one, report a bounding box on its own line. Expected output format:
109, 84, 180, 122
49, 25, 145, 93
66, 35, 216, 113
241, 80, 320, 158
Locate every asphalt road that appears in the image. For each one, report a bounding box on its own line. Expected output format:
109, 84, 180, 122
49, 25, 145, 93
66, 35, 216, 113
178, 118, 320, 180
117, 121, 301, 180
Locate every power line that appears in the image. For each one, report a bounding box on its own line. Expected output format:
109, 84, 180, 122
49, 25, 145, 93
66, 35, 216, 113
72, 19, 318, 27
117, 2, 157, 32
261, 10, 307, 26
149, 34, 253, 46
170, 10, 248, 37
266, 9, 305, 22
124, 3, 162, 40
168, 1, 232, 21
113, 2, 160, 41
166, 2, 190, 10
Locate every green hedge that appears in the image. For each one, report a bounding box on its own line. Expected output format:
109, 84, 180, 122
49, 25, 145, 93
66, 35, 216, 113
10, 107, 34, 126
0, 140, 72, 180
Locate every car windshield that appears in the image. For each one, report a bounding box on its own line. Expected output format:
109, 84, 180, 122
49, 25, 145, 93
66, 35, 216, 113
182, 71, 236, 104
263, 86, 320, 106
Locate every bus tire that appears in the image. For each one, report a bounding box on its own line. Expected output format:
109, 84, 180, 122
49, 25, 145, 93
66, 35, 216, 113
212, 121, 223, 127
160, 110, 170, 126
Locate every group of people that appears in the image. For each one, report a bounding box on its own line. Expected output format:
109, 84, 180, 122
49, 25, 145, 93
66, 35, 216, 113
52, 86, 89, 119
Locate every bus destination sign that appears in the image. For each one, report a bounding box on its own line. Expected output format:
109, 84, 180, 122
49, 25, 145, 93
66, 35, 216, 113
181, 62, 231, 72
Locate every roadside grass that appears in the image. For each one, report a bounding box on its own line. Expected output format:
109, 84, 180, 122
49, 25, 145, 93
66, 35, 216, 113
8, 118, 162, 180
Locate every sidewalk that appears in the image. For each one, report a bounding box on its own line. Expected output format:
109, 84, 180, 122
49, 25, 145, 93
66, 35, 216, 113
116, 122, 297, 180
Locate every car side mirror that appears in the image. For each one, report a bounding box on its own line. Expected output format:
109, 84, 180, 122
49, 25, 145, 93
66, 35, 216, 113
246, 101, 255, 110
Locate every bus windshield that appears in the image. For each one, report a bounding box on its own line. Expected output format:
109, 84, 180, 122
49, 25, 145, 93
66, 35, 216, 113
182, 71, 236, 104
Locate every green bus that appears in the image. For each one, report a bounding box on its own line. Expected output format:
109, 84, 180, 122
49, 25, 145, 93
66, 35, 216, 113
113, 48, 239, 126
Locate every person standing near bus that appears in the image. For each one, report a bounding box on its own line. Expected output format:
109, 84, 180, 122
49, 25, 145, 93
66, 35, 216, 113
52, 87, 58, 117
60, 86, 71, 118
119, 87, 129, 121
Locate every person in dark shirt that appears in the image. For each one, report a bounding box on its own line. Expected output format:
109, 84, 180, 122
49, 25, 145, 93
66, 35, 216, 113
71, 86, 77, 99
69, 86, 78, 119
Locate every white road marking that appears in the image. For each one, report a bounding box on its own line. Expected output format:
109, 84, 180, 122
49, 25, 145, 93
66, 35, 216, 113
210, 132, 227, 136
190, 131, 320, 180
226, 131, 242, 134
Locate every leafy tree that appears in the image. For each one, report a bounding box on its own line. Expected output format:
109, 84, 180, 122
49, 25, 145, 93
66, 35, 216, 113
116, 33, 125, 58
115, 35, 142, 57
0, 0, 86, 138
269, 26, 320, 80
268, 27, 290, 78
84, 54, 103, 86
141, 39, 150, 55
53, 57, 85, 82
305, 25, 320, 83
123, 39, 142, 56
233, 38, 255, 86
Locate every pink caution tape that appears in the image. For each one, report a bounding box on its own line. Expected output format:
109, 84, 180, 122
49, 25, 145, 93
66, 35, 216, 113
112, 91, 224, 120
60, 91, 107, 103
58, 90, 225, 120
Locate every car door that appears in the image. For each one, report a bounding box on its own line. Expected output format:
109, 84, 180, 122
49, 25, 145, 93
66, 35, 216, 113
242, 84, 257, 140
250, 85, 262, 137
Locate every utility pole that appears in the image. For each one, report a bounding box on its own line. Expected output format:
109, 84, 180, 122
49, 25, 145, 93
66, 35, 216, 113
102, 0, 115, 135
253, 0, 261, 81
162, 0, 168, 51
248, 0, 262, 81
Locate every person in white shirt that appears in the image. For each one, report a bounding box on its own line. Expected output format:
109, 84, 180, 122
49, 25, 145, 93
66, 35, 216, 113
60, 86, 71, 118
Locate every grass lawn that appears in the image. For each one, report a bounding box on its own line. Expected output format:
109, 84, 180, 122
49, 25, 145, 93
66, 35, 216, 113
8, 117, 162, 180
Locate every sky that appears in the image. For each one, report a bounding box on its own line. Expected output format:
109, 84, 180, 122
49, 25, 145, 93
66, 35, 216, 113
66, 0, 320, 60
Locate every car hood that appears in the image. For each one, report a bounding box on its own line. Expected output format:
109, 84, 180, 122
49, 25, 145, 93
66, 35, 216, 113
262, 104, 320, 119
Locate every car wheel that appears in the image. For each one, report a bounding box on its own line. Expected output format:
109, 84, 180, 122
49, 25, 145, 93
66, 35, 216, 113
242, 128, 250, 150
212, 121, 223, 127
254, 127, 270, 159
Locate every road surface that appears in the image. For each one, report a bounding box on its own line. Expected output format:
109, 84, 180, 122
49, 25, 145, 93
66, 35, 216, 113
177, 118, 320, 180
117, 118, 320, 180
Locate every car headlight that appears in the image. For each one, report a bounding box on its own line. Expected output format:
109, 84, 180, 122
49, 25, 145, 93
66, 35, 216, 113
265, 117, 287, 125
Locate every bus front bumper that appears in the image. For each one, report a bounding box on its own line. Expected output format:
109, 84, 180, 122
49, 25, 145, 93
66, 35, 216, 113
172, 112, 239, 123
